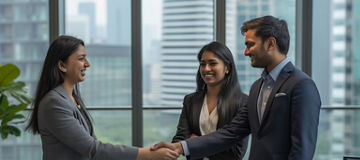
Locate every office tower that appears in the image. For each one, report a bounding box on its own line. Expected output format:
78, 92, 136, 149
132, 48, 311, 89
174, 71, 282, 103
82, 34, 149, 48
235, 0, 273, 92
314, 0, 360, 159
80, 45, 132, 106
0, 1, 48, 159
160, 0, 214, 106
0, 0, 48, 96
236, 0, 295, 93
328, 0, 348, 158
78, 2, 96, 43
345, 0, 360, 156
107, 0, 131, 45
66, 14, 90, 43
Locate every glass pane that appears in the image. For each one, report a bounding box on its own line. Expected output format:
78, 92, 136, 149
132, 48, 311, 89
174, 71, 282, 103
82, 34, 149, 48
0, 0, 49, 96
143, 110, 186, 159
65, 0, 131, 107
0, 0, 49, 159
313, 0, 360, 158
90, 110, 132, 146
226, 0, 296, 93
314, 109, 360, 159
312, 0, 360, 106
142, 0, 214, 107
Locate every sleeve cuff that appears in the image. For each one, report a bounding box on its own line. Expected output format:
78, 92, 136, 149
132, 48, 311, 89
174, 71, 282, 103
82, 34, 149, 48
180, 140, 190, 156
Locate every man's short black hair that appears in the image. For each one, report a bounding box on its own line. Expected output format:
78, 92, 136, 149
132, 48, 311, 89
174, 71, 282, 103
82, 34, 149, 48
241, 15, 290, 55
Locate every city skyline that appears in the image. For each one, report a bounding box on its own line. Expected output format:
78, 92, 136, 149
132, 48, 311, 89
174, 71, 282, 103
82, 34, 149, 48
0, 0, 359, 159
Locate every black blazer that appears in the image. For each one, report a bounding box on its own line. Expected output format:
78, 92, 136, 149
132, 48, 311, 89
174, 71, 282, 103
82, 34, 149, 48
185, 62, 321, 160
173, 91, 249, 160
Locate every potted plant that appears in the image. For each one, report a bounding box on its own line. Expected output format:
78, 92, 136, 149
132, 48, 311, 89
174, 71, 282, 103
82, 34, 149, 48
0, 64, 32, 139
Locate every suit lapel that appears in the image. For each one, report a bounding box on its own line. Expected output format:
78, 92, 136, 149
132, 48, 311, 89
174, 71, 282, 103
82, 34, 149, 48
259, 63, 294, 127
250, 79, 263, 128
53, 86, 92, 133
192, 92, 205, 135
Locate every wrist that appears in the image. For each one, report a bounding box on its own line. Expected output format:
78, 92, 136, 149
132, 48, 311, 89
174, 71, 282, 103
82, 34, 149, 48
137, 147, 149, 160
176, 142, 184, 155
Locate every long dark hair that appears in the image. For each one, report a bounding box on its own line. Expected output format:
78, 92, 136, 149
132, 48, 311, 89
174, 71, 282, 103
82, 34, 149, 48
196, 41, 246, 126
26, 35, 89, 134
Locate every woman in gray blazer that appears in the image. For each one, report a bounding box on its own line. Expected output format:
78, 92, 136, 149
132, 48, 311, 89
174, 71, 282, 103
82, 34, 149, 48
172, 42, 249, 160
26, 35, 178, 160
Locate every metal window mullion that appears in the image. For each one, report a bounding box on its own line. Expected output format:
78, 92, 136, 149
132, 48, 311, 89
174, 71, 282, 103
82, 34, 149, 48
49, 0, 59, 43
214, 0, 226, 43
131, 0, 143, 147
295, 0, 313, 76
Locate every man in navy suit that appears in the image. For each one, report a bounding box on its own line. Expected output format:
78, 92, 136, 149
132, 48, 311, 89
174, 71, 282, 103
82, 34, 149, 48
152, 15, 321, 160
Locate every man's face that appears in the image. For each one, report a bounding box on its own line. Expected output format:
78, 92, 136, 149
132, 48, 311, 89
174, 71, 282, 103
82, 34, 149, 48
244, 29, 271, 68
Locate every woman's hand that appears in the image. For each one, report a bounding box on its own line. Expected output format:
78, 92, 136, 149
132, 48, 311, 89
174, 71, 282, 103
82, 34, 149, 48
137, 147, 179, 160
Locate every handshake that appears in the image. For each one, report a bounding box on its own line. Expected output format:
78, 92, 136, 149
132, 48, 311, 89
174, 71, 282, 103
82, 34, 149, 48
137, 142, 184, 160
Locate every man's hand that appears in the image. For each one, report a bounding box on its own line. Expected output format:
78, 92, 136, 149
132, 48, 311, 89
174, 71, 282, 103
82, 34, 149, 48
137, 147, 179, 160
150, 142, 184, 155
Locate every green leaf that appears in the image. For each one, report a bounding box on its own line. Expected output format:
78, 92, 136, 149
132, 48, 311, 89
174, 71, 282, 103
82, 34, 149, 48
7, 103, 27, 115
0, 125, 21, 139
0, 81, 32, 104
0, 126, 9, 139
0, 95, 9, 110
0, 64, 20, 87
0, 64, 29, 140
1, 114, 25, 126
6, 125, 21, 137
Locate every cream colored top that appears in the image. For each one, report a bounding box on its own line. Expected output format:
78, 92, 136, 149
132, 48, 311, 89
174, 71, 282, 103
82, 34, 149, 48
199, 95, 219, 136
199, 95, 219, 160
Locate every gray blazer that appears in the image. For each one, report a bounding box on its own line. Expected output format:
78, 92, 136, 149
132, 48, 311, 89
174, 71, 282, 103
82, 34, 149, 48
37, 86, 138, 160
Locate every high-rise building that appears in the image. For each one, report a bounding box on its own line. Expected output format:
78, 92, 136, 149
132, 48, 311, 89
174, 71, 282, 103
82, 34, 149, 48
106, 0, 131, 45
345, 0, 360, 156
0, 0, 48, 96
0, 0, 48, 159
235, 0, 296, 93
78, 2, 96, 43
160, 0, 214, 106
80, 45, 131, 106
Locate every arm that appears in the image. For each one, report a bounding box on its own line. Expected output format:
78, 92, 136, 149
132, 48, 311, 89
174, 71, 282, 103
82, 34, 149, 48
172, 95, 193, 142
289, 79, 321, 160
39, 96, 138, 160
185, 104, 250, 159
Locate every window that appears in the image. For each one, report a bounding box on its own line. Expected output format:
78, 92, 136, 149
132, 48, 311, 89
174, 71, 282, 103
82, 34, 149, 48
141, 0, 214, 151
312, 0, 360, 158
0, 0, 49, 159
226, 0, 296, 93
65, 0, 132, 107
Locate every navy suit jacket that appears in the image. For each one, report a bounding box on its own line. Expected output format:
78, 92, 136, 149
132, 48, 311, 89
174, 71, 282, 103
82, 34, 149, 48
185, 62, 321, 160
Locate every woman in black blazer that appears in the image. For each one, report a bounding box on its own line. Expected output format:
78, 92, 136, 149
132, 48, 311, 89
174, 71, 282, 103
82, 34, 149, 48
172, 41, 249, 160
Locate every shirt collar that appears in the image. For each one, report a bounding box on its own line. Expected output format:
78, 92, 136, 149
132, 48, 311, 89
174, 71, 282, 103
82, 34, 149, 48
261, 57, 290, 81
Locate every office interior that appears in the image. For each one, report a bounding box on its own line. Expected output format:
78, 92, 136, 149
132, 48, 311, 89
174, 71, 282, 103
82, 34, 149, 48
0, 0, 359, 159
